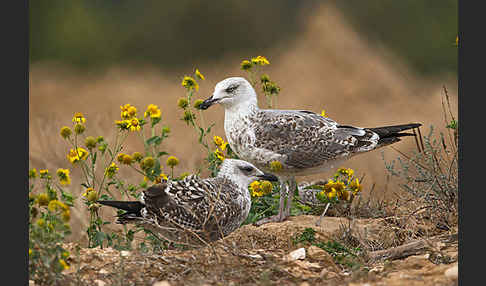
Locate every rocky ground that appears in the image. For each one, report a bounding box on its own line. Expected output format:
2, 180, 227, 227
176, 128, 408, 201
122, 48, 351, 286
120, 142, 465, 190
33, 215, 458, 286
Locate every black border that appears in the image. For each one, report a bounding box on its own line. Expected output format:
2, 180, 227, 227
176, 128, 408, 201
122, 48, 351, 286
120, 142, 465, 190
5, 0, 28, 283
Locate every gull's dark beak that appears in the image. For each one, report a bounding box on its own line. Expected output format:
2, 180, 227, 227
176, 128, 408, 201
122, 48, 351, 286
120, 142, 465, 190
257, 172, 279, 182
198, 96, 219, 110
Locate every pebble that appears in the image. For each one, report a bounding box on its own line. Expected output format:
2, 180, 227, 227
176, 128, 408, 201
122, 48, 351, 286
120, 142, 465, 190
444, 264, 458, 279
284, 248, 306, 261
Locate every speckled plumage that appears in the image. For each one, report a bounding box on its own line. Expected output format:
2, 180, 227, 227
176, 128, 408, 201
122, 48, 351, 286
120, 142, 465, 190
200, 77, 421, 224
99, 159, 276, 247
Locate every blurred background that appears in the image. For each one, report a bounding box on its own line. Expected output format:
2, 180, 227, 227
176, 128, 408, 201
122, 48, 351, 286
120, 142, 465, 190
29, 0, 458, 242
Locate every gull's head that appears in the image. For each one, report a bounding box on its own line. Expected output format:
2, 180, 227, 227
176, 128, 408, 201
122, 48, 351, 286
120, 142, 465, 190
217, 159, 278, 187
199, 77, 257, 110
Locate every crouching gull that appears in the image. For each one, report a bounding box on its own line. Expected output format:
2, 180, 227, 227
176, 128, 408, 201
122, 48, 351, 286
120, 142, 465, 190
99, 159, 278, 247
199, 77, 421, 225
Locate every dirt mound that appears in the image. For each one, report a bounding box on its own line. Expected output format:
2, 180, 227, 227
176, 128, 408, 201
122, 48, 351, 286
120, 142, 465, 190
46, 215, 457, 286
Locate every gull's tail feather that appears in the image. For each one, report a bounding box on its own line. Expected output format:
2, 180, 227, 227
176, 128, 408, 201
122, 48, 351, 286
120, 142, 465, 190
367, 123, 422, 148
98, 200, 145, 224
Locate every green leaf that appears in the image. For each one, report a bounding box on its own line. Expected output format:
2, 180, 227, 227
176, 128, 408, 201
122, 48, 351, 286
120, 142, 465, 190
151, 117, 161, 127
146, 136, 162, 146
157, 151, 168, 158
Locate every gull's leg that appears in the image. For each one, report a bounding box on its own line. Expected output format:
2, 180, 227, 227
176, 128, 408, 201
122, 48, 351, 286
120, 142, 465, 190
254, 179, 289, 226
315, 202, 331, 226
284, 177, 296, 218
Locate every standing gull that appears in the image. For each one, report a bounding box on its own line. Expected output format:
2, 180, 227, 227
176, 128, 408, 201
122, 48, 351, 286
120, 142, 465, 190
199, 77, 421, 225
98, 159, 277, 247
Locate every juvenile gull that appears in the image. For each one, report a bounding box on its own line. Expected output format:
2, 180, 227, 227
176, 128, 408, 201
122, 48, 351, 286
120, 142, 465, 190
98, 159, 277, 247
199, 77, 421, 225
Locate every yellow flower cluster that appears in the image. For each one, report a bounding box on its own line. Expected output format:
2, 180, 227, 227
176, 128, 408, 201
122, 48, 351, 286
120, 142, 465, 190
213, 136, 229, 161
144, 104, 161, 119
115, 104, 141, 132
317, 167, 363, 202
67, 147, 89, 164
105, 162, 119, 178
47, 200, 70, 222
269, 160, 283, 172
251, 56, 270, 66
240, 56, 270, 71
320, 110, 327, 117
82, 187, 98, 202
181, 76, 199, 92
56, 168, 71, 186
249, 180, 273, 197
166, 156, 179, 168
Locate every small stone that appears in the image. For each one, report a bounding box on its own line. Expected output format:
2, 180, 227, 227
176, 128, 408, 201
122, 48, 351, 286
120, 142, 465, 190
284, 248, 306, 262
307, 245, 340, 272
293, 260, 321, 270
120, 250, 131, 257
153, 281, 171, 286
444, 264, 458, 279
99, 268, 109, 275
94, 280, 106, 286
29, 280, 35, 286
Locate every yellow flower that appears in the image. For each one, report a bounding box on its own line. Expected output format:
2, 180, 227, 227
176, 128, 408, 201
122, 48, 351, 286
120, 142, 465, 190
455, 35, 459, 46
349, 178, 363, 195
249, 181, 264, 197
144, 104, 161, 119
214, 149, 225, 161
72, 112, 86, 124
213, 136, 229, 151
59, 259, 69, 270
260, 74, 270, 84
269, 160, 283, 172
154, 173, 168, 183
320, 110, 327, 117
327, 188, 337, 199
240, 60, 252, 71
83, 188, 98, 202
85, 136, 97, 149
60, 126, 72, 139
213, 136, 224, 147
181, 76, 199, 91
36, 218, 45, 227
251, 56, 270, 66
127, 118, 141, 132
48, 200, 69, 212
193, 99, 204, 109
166, 156, 179, 167
120, 104, 137, 119
67, 147, 89, 164
132, 152, 143, 162
56, 168, 71, 186
29, 168, 37, 179
195, 69, 205, 80
260, 180, 273, 195
121, 154, 133, 165
177, 97, 189, 109
105, 162, 119, 178
29, 249, 32, 256
116, 153, 126, 163
39, 169, 50, 179
74, 123, 86, 134
141, 156, 155, 170
35, 193, 49, 206
337, 167, 354, 179
182, 110, 195, 124
61, 209, 71, 222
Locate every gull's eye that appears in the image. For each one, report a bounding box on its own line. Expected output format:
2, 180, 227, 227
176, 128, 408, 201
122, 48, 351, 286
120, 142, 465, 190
238, 165, 254, 172
225, 85, 238, 93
